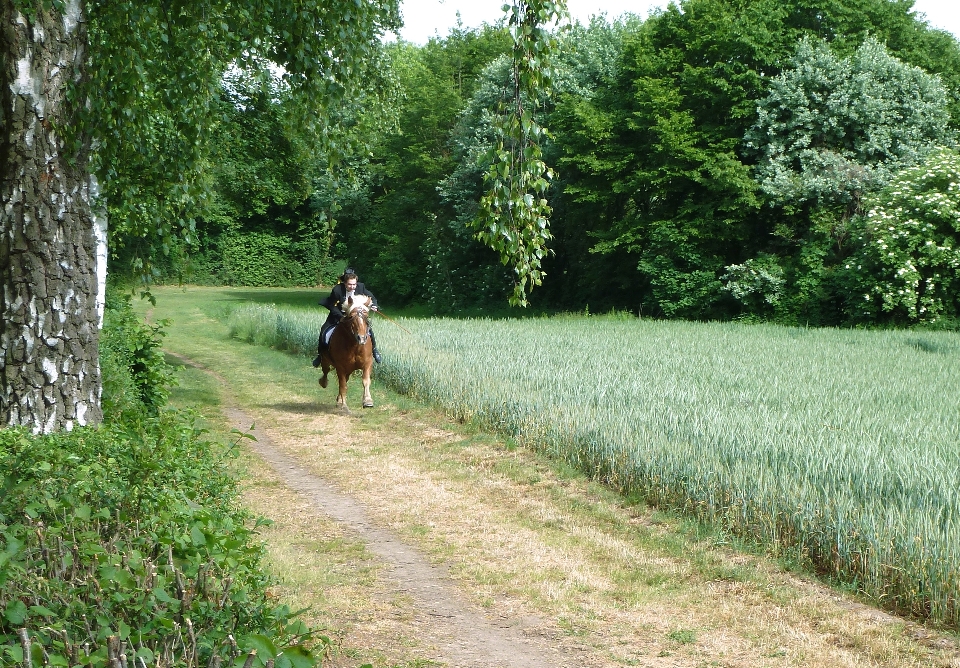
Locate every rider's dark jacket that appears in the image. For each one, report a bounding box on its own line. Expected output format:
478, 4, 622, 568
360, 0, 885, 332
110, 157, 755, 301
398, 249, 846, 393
321, 282, 378, 318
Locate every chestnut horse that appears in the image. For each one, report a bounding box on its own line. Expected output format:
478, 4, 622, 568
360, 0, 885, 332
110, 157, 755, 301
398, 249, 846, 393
319, 295, 374, 410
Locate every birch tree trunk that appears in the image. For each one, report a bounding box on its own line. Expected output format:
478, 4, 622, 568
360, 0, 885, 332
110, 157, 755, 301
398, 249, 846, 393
1, 0, 103, 433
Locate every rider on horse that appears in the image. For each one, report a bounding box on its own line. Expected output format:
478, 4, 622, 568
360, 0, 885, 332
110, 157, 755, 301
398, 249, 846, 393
313, 268, 383, 367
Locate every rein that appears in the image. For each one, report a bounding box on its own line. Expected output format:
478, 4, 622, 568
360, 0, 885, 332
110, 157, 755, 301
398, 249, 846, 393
342, 308, 370, 345
371, 308, 412, 335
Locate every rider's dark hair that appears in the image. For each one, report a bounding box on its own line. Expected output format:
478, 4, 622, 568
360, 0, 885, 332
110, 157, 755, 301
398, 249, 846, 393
342, 269, 358, 282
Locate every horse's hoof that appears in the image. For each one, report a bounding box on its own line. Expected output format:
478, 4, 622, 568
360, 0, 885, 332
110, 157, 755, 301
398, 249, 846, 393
362, 401, 374, 409
319, 376, 328, 388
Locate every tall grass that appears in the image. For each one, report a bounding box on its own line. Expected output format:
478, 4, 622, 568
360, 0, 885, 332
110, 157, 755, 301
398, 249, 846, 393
226, 304, 960, 626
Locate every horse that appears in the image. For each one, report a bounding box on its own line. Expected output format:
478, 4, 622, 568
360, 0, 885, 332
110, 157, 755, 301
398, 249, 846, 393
318, 295, 375, 410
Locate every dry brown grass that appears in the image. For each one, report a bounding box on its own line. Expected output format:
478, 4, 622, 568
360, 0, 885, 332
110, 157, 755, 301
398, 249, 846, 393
238, 448, 454, 667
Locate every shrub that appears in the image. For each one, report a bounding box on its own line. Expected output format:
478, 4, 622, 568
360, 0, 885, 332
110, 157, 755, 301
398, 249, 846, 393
99, 289, 175, 421
0, 294, 324, 667
720, 254, 785, 314
747, 37, 953, 211
842, 147, 960, 323
219, 233, 334, 287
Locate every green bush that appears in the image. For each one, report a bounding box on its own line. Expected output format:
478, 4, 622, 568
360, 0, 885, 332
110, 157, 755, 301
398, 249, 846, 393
99, 290, 175, 421
843, 147, 960, 324
747, 37, 953, 210
219, 233, 335, 287
129, 232, 344, 288
0, 294, 324, 667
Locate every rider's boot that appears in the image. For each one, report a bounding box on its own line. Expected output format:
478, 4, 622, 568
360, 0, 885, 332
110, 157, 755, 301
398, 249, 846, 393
313, 335, 324, 368
370, 329, 382, 364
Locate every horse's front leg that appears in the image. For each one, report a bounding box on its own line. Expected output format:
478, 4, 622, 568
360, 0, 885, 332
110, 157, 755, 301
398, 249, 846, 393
361, 363, 373, 408
319, 355, 331, 388
336, 369, 350, 411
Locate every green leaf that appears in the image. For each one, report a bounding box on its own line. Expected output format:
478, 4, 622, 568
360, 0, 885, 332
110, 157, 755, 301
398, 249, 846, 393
152, 587, 174, 603
190, 525, 207, 546
4, 600, 27, 625
240, 634, 278, 661
30, 604, 56, 618
282, 646, 315, 668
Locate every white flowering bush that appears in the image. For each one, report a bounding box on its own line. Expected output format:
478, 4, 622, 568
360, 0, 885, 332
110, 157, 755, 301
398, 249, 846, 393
844, 147, 960, 323
721, 255, 785, 311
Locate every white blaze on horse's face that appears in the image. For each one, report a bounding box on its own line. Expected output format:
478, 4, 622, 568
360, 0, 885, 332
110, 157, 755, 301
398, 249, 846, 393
345, 295, 372, 345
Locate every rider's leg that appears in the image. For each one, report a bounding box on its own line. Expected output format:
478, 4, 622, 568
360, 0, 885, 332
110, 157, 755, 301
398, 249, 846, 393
370, 326, 382, 364
314, 315, 337, 367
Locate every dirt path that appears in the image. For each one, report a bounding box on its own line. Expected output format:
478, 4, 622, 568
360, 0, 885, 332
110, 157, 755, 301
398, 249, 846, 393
224, 405, 576, 668
170, 350, 588, 667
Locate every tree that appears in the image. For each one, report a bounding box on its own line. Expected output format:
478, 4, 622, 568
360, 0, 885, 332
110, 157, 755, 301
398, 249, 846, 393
438, 16, 640, 311
436, 55, 519, 309
2, 2, 104, 433
737, 36, 955, 323
550, 0, 960, 320
163, 71, 331, 287
552, 0, 772, 317
1, 0, 399, 432
471, 0, 568, 306
745, 37, 953, 215
333, 27, 512, 306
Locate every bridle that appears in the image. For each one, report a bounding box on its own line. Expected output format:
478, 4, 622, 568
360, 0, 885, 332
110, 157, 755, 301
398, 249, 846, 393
343, 307, 369, 345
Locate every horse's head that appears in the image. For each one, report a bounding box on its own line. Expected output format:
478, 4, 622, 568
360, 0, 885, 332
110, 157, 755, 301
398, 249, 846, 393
344, 296, 371, 345
345, 295, 372, 315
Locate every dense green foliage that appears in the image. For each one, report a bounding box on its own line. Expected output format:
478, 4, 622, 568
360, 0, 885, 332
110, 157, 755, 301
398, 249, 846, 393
138, 0, 960, 328
333, 27, 515, 305
746, 37, 952, 210
332, 0, 960, 326
472, 0, 567, 306
99, 292, 175, 417
550, 0, 959, 322
843, 147, 960, 324
224, 301, 960, 627
135, 71, 347, 287
85, 0, 400, 283
0, 294, 323, 666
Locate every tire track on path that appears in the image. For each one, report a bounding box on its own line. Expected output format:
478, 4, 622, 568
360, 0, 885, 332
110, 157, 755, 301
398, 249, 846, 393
173, 351, 580, 667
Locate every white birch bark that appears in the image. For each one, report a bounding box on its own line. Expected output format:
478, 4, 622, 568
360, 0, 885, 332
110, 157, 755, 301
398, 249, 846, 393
1, 0, 103, 432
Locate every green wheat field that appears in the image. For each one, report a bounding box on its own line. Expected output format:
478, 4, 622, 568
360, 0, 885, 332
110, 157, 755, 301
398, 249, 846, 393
225, 303, 960, 626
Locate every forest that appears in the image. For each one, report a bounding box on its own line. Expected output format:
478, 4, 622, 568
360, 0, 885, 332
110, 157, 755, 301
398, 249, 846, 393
141, 0, 960, 328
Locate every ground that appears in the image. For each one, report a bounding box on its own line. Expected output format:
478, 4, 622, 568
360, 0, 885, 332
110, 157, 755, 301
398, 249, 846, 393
147, 286, 960, 668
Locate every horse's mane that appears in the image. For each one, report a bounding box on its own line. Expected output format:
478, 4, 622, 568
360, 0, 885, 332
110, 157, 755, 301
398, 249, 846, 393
345, 295, 372, 314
